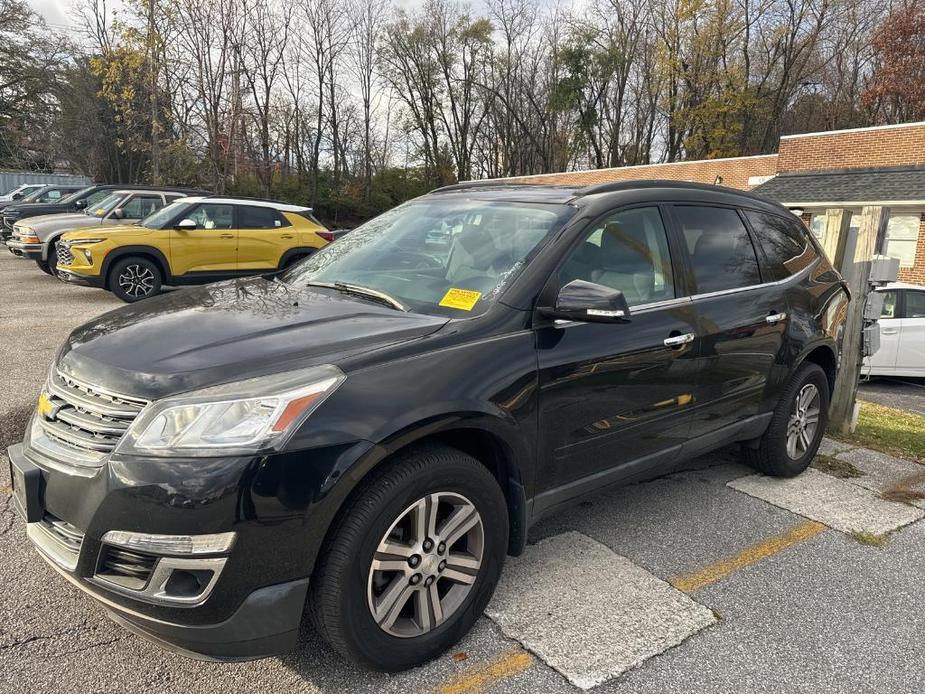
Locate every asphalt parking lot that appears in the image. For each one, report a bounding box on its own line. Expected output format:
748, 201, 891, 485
3, 251, 925, 693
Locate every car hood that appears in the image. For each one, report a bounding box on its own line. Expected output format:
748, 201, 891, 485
62, 223, 148, 240
58, 276, 449, 400
2, 201, 70, 218
19, 213, 99, 238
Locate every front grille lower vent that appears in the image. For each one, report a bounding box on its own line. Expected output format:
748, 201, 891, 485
97, 546, 158, 591
40, 513, 84, 554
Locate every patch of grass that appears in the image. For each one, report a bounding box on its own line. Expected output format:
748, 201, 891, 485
881, 488, 925, 504
813, 453, 864, 479
849, 531, 890, 547
830, 401, 925, 464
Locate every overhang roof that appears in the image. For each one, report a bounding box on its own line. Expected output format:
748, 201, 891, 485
752, 165, 925, 206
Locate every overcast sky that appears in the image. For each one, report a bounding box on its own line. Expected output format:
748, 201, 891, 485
32, 0, 75, 27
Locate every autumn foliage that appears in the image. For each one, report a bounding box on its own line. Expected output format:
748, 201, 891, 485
863, 6, 925, 123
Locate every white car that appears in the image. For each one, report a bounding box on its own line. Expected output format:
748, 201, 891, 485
864, 283, 925, 377
0, 183, 45, 202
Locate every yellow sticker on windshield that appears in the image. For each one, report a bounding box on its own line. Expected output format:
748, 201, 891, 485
439, 288, 482, 311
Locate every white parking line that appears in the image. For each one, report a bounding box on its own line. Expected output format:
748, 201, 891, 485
728, 468, 924, 535
485, 532, 716, 690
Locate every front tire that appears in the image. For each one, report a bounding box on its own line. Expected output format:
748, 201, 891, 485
35, 259, 52, 275
108, 256, 163, 303
745, 362, 830, 477
309, 444, 508, 671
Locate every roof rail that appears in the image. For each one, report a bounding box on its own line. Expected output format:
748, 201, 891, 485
574, 178, 775, 204
205, 194, 307, 206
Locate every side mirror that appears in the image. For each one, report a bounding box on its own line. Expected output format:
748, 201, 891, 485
175, 218, 197, 231
539, 279, 631, 324
12, 192, 22, 200
74, 199, 87, 209
111, 207, 126, 219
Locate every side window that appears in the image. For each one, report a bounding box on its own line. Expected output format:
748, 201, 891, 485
675, 206, 761, 293
879, 291, 898, 319
558, 206, 675, 307
744, 210, 817, 281
39, 189, 63, 201
185, 203, 234, 230
120, 195, 163, 219
905, 291, 925, 319
239, 205, 284, 229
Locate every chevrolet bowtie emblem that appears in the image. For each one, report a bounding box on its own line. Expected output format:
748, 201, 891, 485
37, 392, 60, 420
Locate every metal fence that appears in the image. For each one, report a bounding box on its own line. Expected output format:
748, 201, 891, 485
0, 171, 92, 195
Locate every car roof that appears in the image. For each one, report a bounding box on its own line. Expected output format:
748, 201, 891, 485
426, 179, 794, 215
876, 282, 925, 291
107, 189, 194, 196
176, 196, 311, 212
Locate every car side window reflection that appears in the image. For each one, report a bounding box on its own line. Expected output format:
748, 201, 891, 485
187, 204, 234, 230
558, 206, 675, 307
906, 291, 925, 319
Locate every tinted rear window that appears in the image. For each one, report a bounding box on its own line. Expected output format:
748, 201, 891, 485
745, 210, 817, 281
675, 206, 761, 293
239, 205, 285, 229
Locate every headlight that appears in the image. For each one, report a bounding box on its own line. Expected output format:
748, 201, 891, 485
116, 365, 345, 457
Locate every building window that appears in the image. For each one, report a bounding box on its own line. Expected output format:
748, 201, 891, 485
809, 214, 826, 244
883, 214, 922, 268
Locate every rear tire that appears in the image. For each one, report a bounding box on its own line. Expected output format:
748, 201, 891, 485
745, 362, 829, 477
108, 256, 163, 303
309, 444, 508, 671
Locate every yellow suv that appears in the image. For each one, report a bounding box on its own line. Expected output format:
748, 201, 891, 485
56, 196, 330, 302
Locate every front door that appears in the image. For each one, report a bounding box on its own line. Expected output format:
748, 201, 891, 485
897, 289, 925, 375
534, 206, 699, 512
866, 289, 900, 373
168, 202, 237, 276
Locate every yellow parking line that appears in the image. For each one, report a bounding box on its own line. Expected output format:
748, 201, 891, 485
670, 520, 827, 593
437, 648, 533, 694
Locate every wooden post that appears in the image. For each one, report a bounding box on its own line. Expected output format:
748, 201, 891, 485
821, 209, 851, 267
828, 206, 887, 434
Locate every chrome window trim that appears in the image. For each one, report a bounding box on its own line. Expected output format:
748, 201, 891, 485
689, 256, 820, 303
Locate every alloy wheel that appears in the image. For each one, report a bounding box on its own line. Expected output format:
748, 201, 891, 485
786, 383, 820, 459
367, 492, 484, 638
118, 264, 155, 298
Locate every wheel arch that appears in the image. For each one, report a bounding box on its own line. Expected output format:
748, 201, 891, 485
278, 247, 317, 270
795, 341, 838, 395
100, 246, 171, 289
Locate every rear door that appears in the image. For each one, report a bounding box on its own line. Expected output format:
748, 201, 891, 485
534, 205, 699, 510
897, 289, 925, 375
671, 205, 789, 438
236, 205, 291, 270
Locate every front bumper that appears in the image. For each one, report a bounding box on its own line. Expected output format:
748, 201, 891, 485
6, 239, 43, 259
57, 268, 105, 288
7, 439, 323, 660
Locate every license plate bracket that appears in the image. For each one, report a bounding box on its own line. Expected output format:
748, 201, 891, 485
9, 449, 43, 523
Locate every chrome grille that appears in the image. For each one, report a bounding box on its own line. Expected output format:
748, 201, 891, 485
38, 371, 147, 459
28, 513, 85, 570
41, 513, 84, 554
56, 244, 74, 266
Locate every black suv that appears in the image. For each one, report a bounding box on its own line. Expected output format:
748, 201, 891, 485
9, 181, 848, 669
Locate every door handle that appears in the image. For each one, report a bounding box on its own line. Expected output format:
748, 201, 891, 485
280, 234, 294, 239
664, 332, 695, 347
880, 328, 899, 335
766, 312, 787, 324
219, 233, 234, 239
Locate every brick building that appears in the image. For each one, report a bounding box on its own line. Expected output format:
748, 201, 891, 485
505, 121, 925, 285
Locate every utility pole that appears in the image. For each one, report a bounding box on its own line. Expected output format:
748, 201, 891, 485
828, 206, 888, 433
148, 0, 160, 185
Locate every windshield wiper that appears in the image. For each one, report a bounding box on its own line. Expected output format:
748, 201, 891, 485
306, 281, 407, 311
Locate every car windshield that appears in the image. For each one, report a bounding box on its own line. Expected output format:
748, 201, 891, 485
282, 198, 575, 317
139, 200, 192, 229
88, 192, 125, 218
59, 187, 95, 205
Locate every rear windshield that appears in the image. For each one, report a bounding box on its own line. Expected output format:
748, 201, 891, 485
282, 198, 574, 317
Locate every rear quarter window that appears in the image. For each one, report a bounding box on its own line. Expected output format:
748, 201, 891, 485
744, 210, 818, 281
